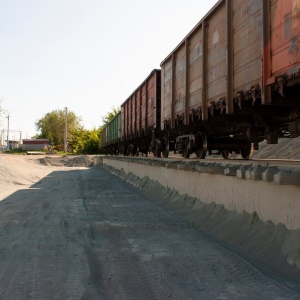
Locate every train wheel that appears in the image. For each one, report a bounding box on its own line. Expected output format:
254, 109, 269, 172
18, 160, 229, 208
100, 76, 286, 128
195, 132, 207, 159
162, 148, 169, 158
241, 143, 252, 160
181, 139, 192, 158
154, 149, 161, 157
162, 140, 169, 158
153, 140, 161, 157
221, 150, 231, 159
182, 149, 190, 158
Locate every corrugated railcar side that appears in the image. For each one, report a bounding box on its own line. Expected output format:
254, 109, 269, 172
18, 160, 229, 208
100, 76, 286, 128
120, 69, 162, 156
160, 0, 300, 159
100, 112, 121, 155
100, 125, 107, 153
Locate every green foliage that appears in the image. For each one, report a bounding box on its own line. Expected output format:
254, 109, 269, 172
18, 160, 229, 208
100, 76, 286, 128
1, 149, 27, 155
72, 127, 101, 154
35, 109, 82, 146
101, 106, 121, 127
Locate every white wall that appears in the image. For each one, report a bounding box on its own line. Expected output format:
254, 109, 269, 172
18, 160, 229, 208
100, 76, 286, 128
100, 157, 300, 230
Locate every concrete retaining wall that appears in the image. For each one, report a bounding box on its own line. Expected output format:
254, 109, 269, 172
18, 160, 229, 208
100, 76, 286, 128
96, 156, 300, 231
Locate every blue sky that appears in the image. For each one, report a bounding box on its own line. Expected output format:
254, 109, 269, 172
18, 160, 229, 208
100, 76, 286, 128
0, 0, 218, 140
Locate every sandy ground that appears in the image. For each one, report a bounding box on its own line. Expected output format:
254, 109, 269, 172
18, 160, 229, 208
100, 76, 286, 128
251, 138, 300, 160
0, 155, 93, 199
0, 153, 300, 299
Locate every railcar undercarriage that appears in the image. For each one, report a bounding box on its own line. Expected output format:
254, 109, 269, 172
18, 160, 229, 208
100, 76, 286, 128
161, 92, 300, 160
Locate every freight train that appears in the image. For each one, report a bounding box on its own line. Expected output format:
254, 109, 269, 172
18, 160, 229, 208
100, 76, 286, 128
100, 0, 300, 159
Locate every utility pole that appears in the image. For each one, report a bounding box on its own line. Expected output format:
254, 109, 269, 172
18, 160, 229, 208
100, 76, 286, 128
19, 132, 22, 146
0, 130, 2, 148
6, 114, 10, 150
64, 107, 68, 152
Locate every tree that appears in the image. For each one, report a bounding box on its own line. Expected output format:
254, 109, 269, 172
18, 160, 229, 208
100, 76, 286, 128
35, 109, 82, 146
101, 106, 121, 126
72, 127, 101, 154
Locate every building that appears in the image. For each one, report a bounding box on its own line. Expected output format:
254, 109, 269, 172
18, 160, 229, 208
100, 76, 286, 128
56, 143, 73, 153
22, 139, 52, 151
8, 140, 20, 150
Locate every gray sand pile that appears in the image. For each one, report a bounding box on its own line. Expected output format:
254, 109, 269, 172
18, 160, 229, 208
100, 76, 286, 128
0, 155, 93, 197
39, 155, 94, 167
252, 137, 300, 160
103, 165, 300, 289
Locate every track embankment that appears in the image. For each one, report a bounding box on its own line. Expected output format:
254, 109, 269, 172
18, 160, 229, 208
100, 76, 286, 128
96, 155, 300, 285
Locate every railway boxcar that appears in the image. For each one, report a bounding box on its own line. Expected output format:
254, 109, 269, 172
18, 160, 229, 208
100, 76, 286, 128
100, 112, 121, 155
120, 69, 165, 156
100, 125, 107, 153
160, 0, 300, 159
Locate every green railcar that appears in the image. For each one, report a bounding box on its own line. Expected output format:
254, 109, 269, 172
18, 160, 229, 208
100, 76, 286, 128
101, 112, 121, 155
100, 125, 107, 152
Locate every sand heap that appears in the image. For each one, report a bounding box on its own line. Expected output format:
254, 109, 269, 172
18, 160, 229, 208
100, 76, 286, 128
252, 138, 300, 160
0, 154, 94, 195
39, 155, 94, 167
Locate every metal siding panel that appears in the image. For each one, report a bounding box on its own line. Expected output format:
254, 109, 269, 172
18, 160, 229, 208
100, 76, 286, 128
107, 122, 112, 144
107, 122, 111, 144
226, 0, 234, 114
125, 103, 128, 139
117, 113, 121, 139
100, 125, 107, 148
125, 101, 128, 138
160, 66, 165, 130
207, 3, 227, 104
131, 95, 136, 135
147, 77, 152, 127
121, 106, 125, 140
162, 60, 172, 125
160, 1, 235, 121
122, 103, 125, 139
111, 116, 115, 143
271, 0, 300, 76
107, 114, 120, 145
126, 100, 129, 137
128, 98, 132, 137
202, 21, 208, 120
123, 103, 126, 139
121, 71, 160, 137
233, 0, 262, 94
189, 27, 203, 111
111, 113, 120, 143
155, 71, 161, 130
147, 73, 154, 127
135, 90, 141, 133
141, 84, 147, 131
174, 45, 187, 116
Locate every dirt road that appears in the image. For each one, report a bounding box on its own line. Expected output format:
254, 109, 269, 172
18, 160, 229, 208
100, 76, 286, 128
0, 155, 299, 299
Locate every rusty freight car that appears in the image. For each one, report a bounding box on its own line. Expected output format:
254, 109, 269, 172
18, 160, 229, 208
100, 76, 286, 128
120, 69, 167, 156
160, 0, 300, 159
